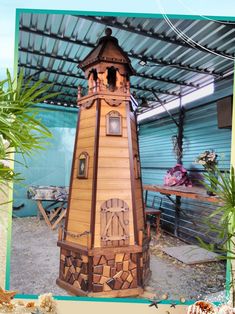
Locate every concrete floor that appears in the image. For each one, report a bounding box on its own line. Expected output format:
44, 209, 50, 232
10, 217, 227, 302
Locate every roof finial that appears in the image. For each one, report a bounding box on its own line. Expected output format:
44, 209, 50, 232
105, 27, 112, 36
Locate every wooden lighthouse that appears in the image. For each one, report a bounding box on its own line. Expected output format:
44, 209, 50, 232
57, 28, 151, 297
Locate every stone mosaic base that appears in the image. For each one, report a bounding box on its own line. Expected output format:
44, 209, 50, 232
92, 253, 137, 292
58, 243, 151, 296
59, 248, 89, 292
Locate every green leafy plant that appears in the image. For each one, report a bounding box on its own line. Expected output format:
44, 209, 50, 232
196, 165, 235, 303
0, 69, 59, 201
204, 166, 235, 231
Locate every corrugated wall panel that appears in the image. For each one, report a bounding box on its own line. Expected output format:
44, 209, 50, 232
183, 102, 231, 170
139, 115, 178, 235
139, 97, 232, 243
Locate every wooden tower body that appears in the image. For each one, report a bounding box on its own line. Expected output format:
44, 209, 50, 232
57, 29, 151, 297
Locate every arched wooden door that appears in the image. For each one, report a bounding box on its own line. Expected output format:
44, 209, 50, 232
100, 198, 129, 247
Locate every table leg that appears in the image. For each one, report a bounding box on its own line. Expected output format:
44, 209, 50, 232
51, 209, 67, 230
156, 214, 161, 238
37, 201, 52, 229
49, 206, 62, 222
175, 196, 181, 237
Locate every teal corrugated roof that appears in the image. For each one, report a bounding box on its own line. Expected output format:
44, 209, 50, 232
18, 12, 235, 113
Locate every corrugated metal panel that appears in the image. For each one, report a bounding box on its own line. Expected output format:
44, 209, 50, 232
183, 102, 231, 170
18, 13, 235, 111
139, 115, 179, 236
139, 91, 232, 243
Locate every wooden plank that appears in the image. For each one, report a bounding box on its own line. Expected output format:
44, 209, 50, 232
68, 210, 91, 223
70, 189, 92, 200
66, 221, 90, 232
98, 147, 130, 158
143, 184, 220, 203
88, 287, 143, 297
78, 127, 96, 138
113, 211, 119, 246
79, 109, 97, 119
99, 136, 129, 148
96, 191, 131, 202
98, 157, 130, 168
72, 179, 93, 190
74, 137, 95, 148
97, 167, 131, 179
69, 200, 91, 211
79, 117, 96, 129
97, 180, 131, 190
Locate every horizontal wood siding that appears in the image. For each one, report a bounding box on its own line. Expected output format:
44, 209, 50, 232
94, 100, 134, 247
66, 105, 96, 246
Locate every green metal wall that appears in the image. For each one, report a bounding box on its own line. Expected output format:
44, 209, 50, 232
13, 104, 78, 217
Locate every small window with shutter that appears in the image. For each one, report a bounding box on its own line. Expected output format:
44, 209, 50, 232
77, 152, 89, 179
106, 110, 122, 136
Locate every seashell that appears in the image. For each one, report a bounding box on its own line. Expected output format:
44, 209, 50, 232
187, 300, 218, 314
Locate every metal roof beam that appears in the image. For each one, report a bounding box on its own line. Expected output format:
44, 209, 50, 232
19, 26, 223, 77
131, 85, 180, 96
78, 16, 235, 59
79, 16, 190, 48
19, 47, 199, 88
18, 63, 179, 96
19, 63, 86, 81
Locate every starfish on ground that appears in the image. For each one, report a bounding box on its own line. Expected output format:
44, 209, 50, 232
0, 287, 17, 304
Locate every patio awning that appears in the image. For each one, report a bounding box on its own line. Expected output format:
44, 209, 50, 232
18, 12, 235, 113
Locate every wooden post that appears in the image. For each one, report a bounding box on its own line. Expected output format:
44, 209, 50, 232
138, 230, 143, 246
87, 233, 92, 250
58, 225, 63, 241
126, 80, 130, 93
175, 196, 181, 237
177, 92, 184, 165
77, 85, 82, 100
147, 222, 151, 239
174, 91, 184, 237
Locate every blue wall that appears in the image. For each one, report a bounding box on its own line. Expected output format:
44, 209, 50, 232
139, 81, 233, 242
13, 104, 78, 217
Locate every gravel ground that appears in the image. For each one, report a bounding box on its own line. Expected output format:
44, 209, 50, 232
10, 217, 226, 301
143, 233, 226, 302
10, 217, 69, 296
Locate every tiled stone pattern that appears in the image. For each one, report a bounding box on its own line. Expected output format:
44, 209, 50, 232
59, 249, 89, 291
92, 253, 138, 292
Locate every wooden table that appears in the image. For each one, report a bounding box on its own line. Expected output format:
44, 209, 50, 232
143, 184, 220, 237
36, 200, 67, 230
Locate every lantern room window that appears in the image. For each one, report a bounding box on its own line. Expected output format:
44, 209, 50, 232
106, 111, 122, 136
77, 152, 89, 179
107, 66, 117, 92
89, 69, 98, 82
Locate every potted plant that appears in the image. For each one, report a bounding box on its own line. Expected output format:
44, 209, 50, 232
195, 150, 218, 195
